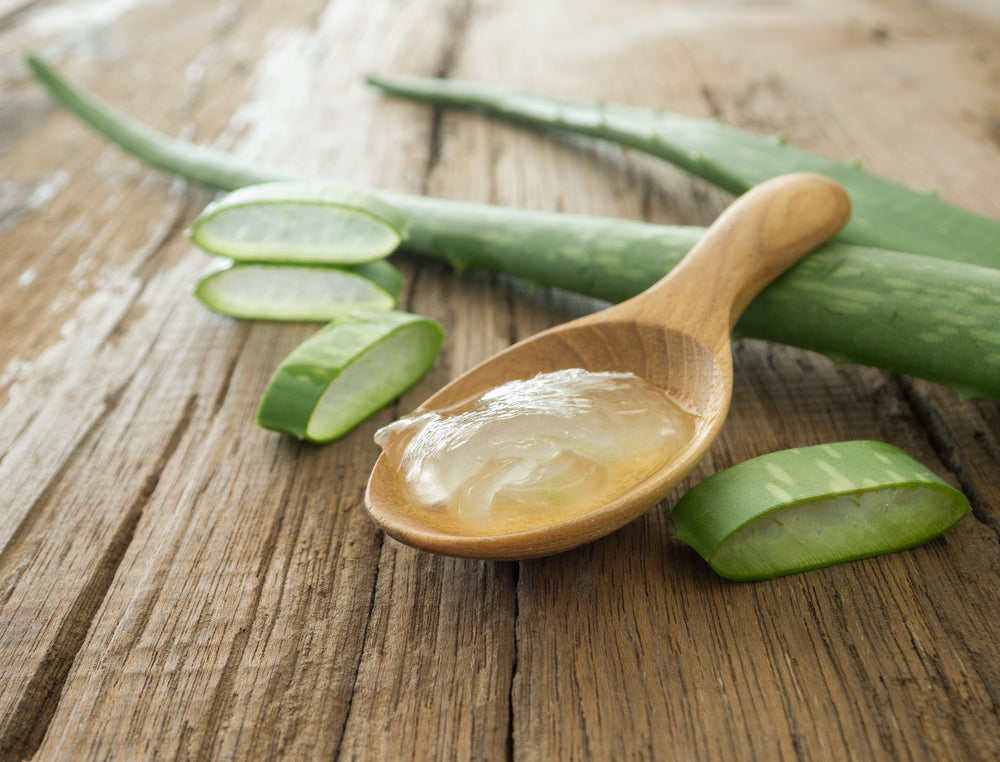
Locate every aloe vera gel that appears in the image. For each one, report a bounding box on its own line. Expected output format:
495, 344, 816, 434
374, 369, 697, 535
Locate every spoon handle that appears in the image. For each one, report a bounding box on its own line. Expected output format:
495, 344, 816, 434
628, 172, 851, 334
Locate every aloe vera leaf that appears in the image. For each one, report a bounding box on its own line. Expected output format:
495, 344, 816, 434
26, 55, 296, 191
26, 55, 1000, 400
366, 74, 1000, 270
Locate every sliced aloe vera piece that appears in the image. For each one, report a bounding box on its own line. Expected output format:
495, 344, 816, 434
188, 182, 410, 264
256, 309, 444, 443
670, 441, 970, 581
193, 258, 404, 321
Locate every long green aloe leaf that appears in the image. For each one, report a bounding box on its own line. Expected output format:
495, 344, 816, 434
25, 55, 1000, 400
367, 74, 1000, 270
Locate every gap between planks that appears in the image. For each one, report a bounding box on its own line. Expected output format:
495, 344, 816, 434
0, 394, 198, 762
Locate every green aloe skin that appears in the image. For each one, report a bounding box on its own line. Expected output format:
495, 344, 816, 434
366, 74, 1000, 270
26, 56, 1000, 400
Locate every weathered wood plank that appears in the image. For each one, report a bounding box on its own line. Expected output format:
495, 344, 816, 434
3, 0, 515, 758
0, 0, 997, 760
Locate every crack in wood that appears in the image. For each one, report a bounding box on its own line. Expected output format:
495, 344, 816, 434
0, 392, 198, 762
0, 375, 131, 610
902, 382, 999, 542
175, 0, 244, 128
0, 405, 41, 472
505, 560, 519, 762
421, 0, 476, 195
211, 321, 252, 418
698, 83, 724, 121
0, 272, 188, 605
191, 447, 304, 761
332, 529, 385, 760
400, 257, 425, 315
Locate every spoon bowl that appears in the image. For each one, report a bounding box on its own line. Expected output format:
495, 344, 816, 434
366, 173, 852, 559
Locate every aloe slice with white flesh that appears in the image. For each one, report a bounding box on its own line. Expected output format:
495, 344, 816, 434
188, 182, 409, 264
256, 310, 444, 443
669, 441, 970, 581
193, 258, 404, 321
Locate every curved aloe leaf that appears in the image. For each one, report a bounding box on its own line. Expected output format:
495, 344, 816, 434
367, 73, 1000, 270
25, 55, 1000, 400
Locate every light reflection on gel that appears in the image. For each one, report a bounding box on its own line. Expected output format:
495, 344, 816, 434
374, 369, 697, 535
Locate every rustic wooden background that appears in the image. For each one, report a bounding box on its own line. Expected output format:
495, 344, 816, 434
2, 0, 999, 759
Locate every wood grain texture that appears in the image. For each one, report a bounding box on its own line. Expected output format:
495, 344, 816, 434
1, 0, 998, 760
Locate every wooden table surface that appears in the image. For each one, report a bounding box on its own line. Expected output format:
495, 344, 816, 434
3, 0, 1000, 759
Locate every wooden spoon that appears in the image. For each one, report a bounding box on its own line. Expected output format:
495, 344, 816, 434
365, 173, 852, 559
